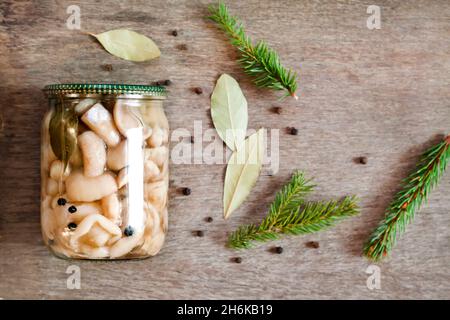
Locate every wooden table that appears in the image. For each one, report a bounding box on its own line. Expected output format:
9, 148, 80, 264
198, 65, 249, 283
1, 0, 449, 299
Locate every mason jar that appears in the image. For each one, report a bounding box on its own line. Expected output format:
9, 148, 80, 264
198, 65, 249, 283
41, 84, 169, 259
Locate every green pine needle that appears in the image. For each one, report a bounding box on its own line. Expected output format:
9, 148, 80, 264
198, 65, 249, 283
364, 135, 450, 262
228, 171, 360, 249
208, 2, 299, 99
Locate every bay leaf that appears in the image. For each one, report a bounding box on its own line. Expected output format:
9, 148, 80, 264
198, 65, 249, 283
91, 29, 160, 62
211, 74, 248, 151
223, 129, 264, 219
49, 99, 78, 169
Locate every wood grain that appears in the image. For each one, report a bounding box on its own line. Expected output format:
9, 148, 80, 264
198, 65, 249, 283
0, 0, 449, 299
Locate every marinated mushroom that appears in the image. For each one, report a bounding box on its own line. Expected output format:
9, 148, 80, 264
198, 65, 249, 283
78, 131, 106, 177
144, 146, 168, 168
141, 232, 165, 256
101, 193, 121, 225
107, 140, 128, 171
116, 167, 128, 189
144, 180, 168, 211
81, 224, 113, 247
114, 100, 152, 139
69, 213, 122, 247
65, 170, 117, 202
147, 125, 164, 148
78, 244, 110, 259
140, 101, 169, 130
74, 98, 97, 115
46, 178, 63, 196
109, 231, 144, 258
138, 204, 165, 256
144, 202, 160, 236
144, 159, 161, 182
81, 103, 121, 147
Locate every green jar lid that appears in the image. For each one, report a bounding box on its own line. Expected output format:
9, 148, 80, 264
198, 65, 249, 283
44, 83, 167, 97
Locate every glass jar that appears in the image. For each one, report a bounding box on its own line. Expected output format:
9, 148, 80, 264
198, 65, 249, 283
41, 84, 169, 259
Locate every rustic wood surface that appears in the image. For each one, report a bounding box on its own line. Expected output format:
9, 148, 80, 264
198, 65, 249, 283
0, 0, 449, 300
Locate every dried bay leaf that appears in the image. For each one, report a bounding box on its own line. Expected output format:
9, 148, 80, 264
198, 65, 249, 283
211, 74, 248, 151
91, 29, 160, 62
223, 129, 264, 219
49, 99, 78, 169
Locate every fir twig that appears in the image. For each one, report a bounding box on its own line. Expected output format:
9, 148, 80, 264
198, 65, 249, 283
364, 135, 450, 261
228, 171, 359, 249
208, 2, 299, 99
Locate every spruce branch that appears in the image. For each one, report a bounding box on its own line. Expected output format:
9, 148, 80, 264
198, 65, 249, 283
208, 2, 299, 99
364, 135, 450, 262
228, 171, 359, 249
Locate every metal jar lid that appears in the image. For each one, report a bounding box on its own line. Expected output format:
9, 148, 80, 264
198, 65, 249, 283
43, 83, 167, 98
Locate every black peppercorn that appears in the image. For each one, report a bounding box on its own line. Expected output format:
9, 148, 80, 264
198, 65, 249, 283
155, 80, 171, 86
193, 87, 203, 95
68, 205, 77, 213
68, 223, 77, 230
355, 156, 368, 165
273, 246, 284, 254
205, 217, 213, 223
101, 64, 113, 71
194, 230, 204, 237
305, 241, 320, 249
287, 127, 298, 135
272, 107, 282, 114
171, 30, 178, 37
57, 198, 67, 206
124, 226, 134, 237
182, 187, 191, 196
231, 257, 242, 263
190, 136, 195, 144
